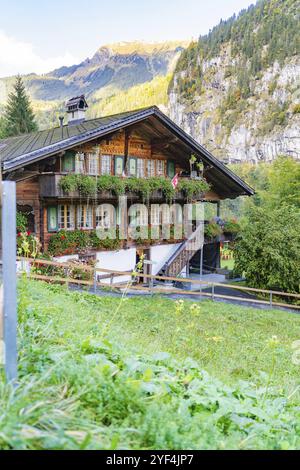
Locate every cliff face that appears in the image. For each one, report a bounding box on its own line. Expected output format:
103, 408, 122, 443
169, 55, 300, 163
168, 0, 300, 163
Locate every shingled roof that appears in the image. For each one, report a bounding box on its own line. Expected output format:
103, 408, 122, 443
0, 106, 254, 197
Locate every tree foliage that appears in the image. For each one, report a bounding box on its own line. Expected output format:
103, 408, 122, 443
234, 205, 300, 294
3, 75, 38, 137
233, 157, 300, 293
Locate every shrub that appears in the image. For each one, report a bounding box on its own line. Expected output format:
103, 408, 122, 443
292, 103, 300, 114
16, 211, 28, 232
234, 205, 300, 294
223, 219, 240, 234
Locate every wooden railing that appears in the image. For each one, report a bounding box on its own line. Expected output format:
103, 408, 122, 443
16, 257, 300, 311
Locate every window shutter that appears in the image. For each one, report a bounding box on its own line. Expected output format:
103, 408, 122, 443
47, 206, 58, 232
167, 161, 175, 178
114, 156, 124, 176
128, 157, 137, 177
62, 152, 75, 172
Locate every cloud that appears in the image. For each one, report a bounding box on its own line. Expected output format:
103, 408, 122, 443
0, 30, 79, 77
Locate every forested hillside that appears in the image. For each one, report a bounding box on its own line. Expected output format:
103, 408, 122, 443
169, 0, 300, 162
0, 42, 186, 129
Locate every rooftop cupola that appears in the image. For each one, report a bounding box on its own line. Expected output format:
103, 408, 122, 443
66, 95, 88, 125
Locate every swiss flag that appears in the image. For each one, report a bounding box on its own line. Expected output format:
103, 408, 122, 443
171, 173, 179, 189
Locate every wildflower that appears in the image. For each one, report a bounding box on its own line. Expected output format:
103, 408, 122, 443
190, 303, 201, 315
267, 335, 280, 348
175, 299, 184, 315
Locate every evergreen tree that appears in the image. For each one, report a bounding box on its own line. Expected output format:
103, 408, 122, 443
0, 116, 6, 139
3, 75, 38, 137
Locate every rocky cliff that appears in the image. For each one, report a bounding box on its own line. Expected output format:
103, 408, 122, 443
168, 0, 300, 163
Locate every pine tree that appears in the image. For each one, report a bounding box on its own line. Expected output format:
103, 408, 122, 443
3, 75, 38, 137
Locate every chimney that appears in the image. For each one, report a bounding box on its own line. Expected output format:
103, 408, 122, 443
66, 95, 88, 125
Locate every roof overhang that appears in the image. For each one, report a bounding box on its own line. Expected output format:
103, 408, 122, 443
1, 106, 254, 198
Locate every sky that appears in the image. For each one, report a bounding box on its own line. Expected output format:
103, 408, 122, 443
0, 0, 255, 77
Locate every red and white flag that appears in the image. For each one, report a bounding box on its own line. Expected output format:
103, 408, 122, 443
171, 173, 179, 189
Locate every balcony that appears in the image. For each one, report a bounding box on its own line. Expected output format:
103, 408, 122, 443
39, 174, 209, 202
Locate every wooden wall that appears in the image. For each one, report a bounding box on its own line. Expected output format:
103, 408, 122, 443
16, 177, 41, 235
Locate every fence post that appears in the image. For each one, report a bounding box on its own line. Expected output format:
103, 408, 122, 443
93, 268, 97, 294
270, 292, 273, 308
2, 182, 18, 383
212, 283, 215, 302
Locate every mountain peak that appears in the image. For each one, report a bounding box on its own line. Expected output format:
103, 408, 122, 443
96, 40, 189, 57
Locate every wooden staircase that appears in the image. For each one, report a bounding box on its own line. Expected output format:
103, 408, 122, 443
159, 223, 204, 278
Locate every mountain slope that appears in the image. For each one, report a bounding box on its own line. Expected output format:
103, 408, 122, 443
168, 0, 300, 162
0, 41, 187, 129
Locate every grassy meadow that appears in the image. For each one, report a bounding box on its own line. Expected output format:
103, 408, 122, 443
1, 279, 300, 450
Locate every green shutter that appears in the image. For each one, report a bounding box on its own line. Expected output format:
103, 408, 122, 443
167, 160, 175, 178
47, 206, 58, 232
114, 156, 124, 176
128, 157, 137, 177
62, 151, 75, 172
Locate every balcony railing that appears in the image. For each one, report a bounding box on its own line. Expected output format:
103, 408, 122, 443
39, 174, 207, 201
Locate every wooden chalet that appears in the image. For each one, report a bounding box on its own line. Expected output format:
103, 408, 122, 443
0, 98, 253, 280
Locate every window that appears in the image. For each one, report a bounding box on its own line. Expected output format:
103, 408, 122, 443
151, 205, 160, 226
137, 158, 145, 178
58, 205, 75, 230
88, 153, 99, 175
47, 206, 58, 232
128, 157, 137, 177
167, 160, 175, 178
77, 205, 93, 229
114, 156, 124, 176
156, 160, 165, 176
75, 153, 85, 174
96, 205, 115, 228
62, 152, 75, 172
101, 155, 111, 175
147, 159, 155, 177
129, 205, 148, 227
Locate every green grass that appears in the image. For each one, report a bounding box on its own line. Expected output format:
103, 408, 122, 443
221, 258, 235, 270
1, 279, 300, 450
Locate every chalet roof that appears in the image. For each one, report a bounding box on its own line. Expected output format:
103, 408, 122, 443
0, 106, 254, 197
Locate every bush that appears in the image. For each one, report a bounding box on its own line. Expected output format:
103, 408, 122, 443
293, 104, 300, 114
223, 219, 240, 234
234, 205, 300, 294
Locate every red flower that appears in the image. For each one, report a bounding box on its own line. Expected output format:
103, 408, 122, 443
61, 235, 66, 240
17, 232, 21, 237
27, 231, 31, 236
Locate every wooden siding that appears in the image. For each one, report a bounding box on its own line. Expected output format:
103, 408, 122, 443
16, 177, 41, 236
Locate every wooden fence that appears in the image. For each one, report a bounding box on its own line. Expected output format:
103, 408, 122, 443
17, 256, 300, 311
